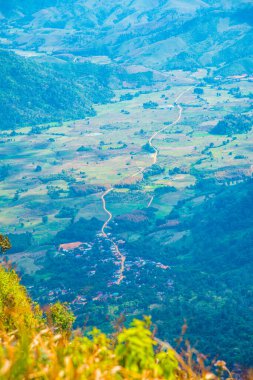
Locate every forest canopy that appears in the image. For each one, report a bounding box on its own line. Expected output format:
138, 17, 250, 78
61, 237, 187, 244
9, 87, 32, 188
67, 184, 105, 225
210, 114, 252, 135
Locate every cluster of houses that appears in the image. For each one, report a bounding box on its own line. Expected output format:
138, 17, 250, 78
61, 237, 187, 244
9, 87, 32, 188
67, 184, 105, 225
33, 235, 174, 313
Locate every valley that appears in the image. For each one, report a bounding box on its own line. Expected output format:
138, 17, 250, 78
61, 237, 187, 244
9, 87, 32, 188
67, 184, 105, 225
0, 65, 253, 364
1, 0, 253, 369
1, 69, 252, 244
101, 85, 194, 285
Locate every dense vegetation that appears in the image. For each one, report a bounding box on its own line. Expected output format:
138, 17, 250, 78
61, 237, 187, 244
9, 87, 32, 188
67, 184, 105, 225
0, 50, 113, 129
0, 165, 10, 181
211, 114, 252, 135
1, 1, 252, 75
55, 217, 102, 244
0, 240, 234, 379
124, 180, 253, 367
0, 0, 56, 15
0, 0, 253, 374
14, 180, 253, 369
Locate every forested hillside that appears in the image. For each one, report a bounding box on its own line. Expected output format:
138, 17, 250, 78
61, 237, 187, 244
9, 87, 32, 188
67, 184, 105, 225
125, 180, 253, 366
0, 50, 113, 129
1, 0, 252, 74
0, 0, 54, 14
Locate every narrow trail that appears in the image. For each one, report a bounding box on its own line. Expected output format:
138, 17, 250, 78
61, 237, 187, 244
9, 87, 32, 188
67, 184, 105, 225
149, 87, 193, 164
101, 188, 126, 285
147, 196, 154, 208
101, 188, 113, 236
101, 86, 193, 285
132, 167, 145, 178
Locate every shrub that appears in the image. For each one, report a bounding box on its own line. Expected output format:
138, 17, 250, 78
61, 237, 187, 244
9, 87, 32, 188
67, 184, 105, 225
46, 302, 75, 334
0, 236, 235, 379
143, 101, 159, 109
0, 234, 11, 254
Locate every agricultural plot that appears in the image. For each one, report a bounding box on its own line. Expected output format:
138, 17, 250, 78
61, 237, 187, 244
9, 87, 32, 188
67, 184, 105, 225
0, 70, 253, 332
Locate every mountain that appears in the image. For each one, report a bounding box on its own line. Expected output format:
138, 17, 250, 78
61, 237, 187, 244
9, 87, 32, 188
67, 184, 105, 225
0, 50, 113, 129
0, 0, 253, 373
0, 0, 252, 74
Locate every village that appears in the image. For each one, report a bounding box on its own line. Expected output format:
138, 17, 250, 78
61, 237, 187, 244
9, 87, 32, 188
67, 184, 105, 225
26, 230, 173, 322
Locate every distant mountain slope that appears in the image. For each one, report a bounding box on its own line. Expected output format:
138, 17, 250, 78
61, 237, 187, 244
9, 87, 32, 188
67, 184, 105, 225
0, 0, 57, 16
0, 50, 113, 129
0, 0, 252, 74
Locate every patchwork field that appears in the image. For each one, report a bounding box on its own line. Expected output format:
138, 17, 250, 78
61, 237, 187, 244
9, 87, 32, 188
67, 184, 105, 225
1, 70, 252, 244
0, 66, 253, 365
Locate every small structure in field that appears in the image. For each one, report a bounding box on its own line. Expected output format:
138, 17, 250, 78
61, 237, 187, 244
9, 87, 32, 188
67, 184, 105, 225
58, 242, 84, 252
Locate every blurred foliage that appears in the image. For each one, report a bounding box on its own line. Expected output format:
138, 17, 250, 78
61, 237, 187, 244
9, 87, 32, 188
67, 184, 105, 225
0, 259, 237, 379
0, 234, 11, 254
46, 302, 75, 334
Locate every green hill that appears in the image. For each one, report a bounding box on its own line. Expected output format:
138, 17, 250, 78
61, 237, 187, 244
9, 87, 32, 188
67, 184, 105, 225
128, 180, 253, 367
0, 50, 113, 129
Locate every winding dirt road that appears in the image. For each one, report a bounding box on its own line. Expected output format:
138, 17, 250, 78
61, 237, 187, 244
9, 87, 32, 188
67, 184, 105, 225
101, 188, 126, 285
149, 87, 193, 164
101, 86, 193, 285
147, 196, 154, 208
101, 188, 113, 237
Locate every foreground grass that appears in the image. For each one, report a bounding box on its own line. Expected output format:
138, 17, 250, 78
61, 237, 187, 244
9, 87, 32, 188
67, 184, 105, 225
0, 263, 238, 380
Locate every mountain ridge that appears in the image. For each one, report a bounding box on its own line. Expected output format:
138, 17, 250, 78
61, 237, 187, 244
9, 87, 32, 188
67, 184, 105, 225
1, 0, 252, 74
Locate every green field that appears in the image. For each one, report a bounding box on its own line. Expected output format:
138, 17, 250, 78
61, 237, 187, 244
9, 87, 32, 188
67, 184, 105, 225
0, 69, 252, 262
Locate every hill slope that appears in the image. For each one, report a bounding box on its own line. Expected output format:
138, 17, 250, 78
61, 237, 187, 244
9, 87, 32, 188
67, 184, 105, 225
126, 180, 253, 366
0, 0, 252, 73
0, 50, 113, 129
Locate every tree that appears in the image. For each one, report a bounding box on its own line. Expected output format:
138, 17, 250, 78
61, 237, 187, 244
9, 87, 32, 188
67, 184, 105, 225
211, 114, 252, 136
0, 234, 11, 254
142, 142, 156, 153
46, 302, 75, 334
42, 215, 48, 224
143, 101, 158, 109
116, 317, 177, 378
0, 165, 10, 181
194, 88, 204, 95
35, 165, 42, 172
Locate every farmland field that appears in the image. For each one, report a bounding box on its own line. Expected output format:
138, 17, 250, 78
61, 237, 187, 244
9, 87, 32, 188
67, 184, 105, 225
1, 0, 253, 373
1, 68, 253, 358
1, 70, 252, 242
